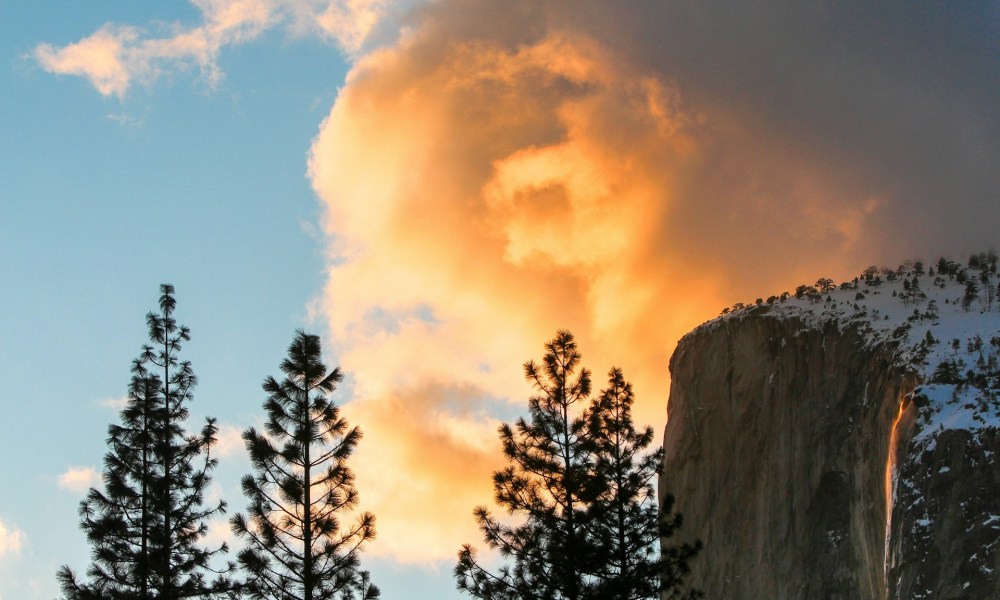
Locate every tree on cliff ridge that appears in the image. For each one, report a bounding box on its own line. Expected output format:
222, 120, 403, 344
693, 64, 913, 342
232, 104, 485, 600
230, 330, 378, 600
58, 284, 231, 599
455, 330, 699, 600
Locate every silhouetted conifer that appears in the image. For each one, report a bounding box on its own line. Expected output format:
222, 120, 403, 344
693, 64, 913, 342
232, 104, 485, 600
230, 330, 378, 600
586, 368, 700, 600
456, 330, 596, 600
456, 331, 699, 600
58, 284, 230, 599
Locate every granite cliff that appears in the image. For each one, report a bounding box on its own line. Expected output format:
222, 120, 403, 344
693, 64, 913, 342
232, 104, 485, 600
660, 255, 1000, 599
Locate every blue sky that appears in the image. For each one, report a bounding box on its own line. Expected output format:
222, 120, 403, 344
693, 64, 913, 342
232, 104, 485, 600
2, 2, 998, 599
0, 3, 457, 598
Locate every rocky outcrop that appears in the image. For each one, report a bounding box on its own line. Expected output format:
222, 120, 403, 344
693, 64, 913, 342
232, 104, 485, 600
660, 260, 1000, 599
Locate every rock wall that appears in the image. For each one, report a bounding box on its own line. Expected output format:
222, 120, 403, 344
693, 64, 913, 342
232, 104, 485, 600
660, 311, 914, 599
888, 425, 1000, 599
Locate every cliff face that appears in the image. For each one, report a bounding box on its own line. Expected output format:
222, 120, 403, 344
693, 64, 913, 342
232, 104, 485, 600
660, 258, 1000, 599
661, 313, 910, 599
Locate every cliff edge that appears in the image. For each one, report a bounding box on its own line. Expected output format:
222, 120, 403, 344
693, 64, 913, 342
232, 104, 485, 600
661, 255, 1000, 599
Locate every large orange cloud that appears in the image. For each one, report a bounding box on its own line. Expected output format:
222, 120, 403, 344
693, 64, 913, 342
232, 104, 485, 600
307, 6, 871, 563
308, 0, 999, 566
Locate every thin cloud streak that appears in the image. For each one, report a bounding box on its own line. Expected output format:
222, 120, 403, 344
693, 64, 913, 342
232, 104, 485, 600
308, 0, 1000, 564
33, 0, 394, 97
95, 395, 129, 411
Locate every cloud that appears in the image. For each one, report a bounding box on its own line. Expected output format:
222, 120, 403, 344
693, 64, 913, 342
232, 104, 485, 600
307, 0, 1000, 564
308, 10, 729, 562
34, 25, 137, 97
591, 1, 1000, 264
36, 0, 998, 572
58, 466, 101, 494
305, 0, 390, 52
95, 395, 129, 411
0, 519, 25, 557
202, 517, 239, 552
212, 422, 248, 458
106, 112, 144, 128
334, 384, 507, 562
33, 0, 395, 96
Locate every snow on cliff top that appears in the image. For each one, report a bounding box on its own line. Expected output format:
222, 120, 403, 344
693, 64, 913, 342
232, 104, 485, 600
706, 253, 1000, 444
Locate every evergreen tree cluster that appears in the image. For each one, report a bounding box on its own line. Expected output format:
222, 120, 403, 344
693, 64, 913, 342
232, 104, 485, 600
60, 286, 378, 600
60, 290, 697, 600
455, 331, 700, 600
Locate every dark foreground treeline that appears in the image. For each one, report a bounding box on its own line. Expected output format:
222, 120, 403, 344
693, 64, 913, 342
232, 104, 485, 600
58, 285, 700, 600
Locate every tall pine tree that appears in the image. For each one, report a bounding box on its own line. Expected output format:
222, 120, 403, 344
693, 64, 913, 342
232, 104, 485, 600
586, 368, 700, 600
58, 284, 230, 599
455, 330, 597, 600
230, 330, 378, 600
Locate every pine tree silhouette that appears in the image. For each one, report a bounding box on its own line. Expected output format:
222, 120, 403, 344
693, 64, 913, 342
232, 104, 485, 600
58, 284, 230, 599
586, 368, 700, 600
231, 330, 378, 600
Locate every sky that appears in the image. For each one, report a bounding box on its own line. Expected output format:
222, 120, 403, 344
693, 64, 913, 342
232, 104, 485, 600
1, 1, 998, 599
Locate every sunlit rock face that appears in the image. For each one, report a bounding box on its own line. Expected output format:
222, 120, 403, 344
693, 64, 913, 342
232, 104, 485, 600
661, 257, 1000, 599
661, 314, 906, 598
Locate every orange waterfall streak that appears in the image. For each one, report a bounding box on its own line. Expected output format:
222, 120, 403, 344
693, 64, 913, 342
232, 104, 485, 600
884, 396, 909, 572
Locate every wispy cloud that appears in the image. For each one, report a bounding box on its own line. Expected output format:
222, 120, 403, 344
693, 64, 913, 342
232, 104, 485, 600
58, 466, 101, 494
202, 517, 238, 552
33, 0, 394, 97
212, 422, 247, 458
34, 25, 137, 97
95, 395, 128, 411
106, 112, 144, 128
295, 0, 389, 52
0, 519, 25, 557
